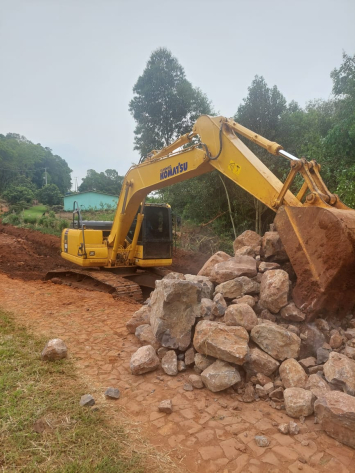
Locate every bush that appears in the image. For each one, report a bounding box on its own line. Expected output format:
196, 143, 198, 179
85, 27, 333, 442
49, 210, 56, 218
2, 214, 21, 225
23, 216, 38, 225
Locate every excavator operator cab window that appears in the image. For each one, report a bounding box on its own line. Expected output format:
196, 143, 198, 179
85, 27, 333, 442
127, 204, 172, 260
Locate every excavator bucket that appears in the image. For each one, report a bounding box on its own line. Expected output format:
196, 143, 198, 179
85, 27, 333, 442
275, 205, 355, 320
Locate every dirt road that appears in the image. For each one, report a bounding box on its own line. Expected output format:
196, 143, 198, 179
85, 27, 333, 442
0, 224, 353, 472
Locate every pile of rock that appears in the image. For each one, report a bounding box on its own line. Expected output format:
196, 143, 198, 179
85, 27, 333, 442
127, 228, 355, 449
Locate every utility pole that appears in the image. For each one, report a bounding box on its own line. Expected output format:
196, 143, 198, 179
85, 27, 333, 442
74, 177, 78, 192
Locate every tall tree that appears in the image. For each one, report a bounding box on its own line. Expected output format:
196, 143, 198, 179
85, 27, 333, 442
129, 48, 213, 157
234, 76, 287, 233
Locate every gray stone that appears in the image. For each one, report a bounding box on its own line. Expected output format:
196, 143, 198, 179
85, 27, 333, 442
233, 295, 256, 307
158, 399, 172, 414
233, 230, 261, 252
279, 359, 308, 389
162, 350, 178, 376
126, 306, 151, 334
251, 324, 301, 361
184, 347, 195, 366
184, 274, 214, 299
314, 391, 355, 448
244, 346, 280, 377
254, 435, 270, 447
197, 251, 231, 278
261, 231, 288, 262
258, 262, 281, 273
317, 346, 332, 364
183, 383, 193, 391
299, 324, 326, 359
323, 352, 355, 395
105, 387, 120, 399
280, 303, 306, 322
212, 293, 227, 317
188, 374, 204, 389
224, 303, 258, 332
130, 345, 160, 375
209, 256, 257, 284
200, 298, 215, 320
135, 324, 160, 350
284, 388, 315, 418
235, 245, 256, 257
194, 320, 249, 365
80, 394, 95, 407
150, 279, 201, 351
289, 421, 300, 435
177, 360, 186, 372
194, 353, 215, 371
201, 360, 241, 392
163, 272, 185, 280
259, 270, 289, 313
305, 373, 331, 400
41, 338, 67, 361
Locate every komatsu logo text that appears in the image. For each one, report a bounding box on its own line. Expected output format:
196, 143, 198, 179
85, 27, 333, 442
160, 162, 188, 180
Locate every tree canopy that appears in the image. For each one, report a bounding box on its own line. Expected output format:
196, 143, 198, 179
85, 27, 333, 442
0, 134, 72, 196
129, 47, 213, 157
78, 169, 124, 195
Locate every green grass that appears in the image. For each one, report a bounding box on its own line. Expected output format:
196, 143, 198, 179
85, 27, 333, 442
22, 205, 48, 218
0, 311, 146, 473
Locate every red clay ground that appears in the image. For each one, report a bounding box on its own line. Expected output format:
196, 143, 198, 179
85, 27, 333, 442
0, 224, 353, 472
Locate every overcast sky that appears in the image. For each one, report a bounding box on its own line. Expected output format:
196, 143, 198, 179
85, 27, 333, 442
1, 0, 354, 190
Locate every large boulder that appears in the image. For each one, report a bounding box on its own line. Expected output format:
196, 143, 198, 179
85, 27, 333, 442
261, 231, 288, 262
284, 387, 315, 418
224, 304, 258, 332
184, 274, 214, 299
135, 324, 160, 350
243, 346, 280, 376
130, 345, 160, 375
259, 270, 289, 313
323, 352, 355, 395
198, 251, 231, 278
306, 373, 331, 400
279, 359, 308, 388
280, 303, 306, 322
299, 324, 326, 359
149, 279, 201, 351
251, 324, 301, 361
201, 360, 241, 392
126, 306, 151, 334
161, 350, 178, 376
314, 391, 355, 448
214, 277, 259, 299
209, 256, 257, 285
233, 230, 261, 252
41, 338, 67, 361
193, 320, 249, 365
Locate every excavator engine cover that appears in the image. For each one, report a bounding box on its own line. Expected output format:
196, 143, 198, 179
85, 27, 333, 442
275, 206, 355, 320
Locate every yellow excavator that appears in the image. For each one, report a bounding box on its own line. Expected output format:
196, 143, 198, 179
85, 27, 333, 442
48, 115, 355, 319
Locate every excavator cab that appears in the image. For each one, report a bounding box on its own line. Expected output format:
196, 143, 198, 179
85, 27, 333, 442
126, 203, 172, 262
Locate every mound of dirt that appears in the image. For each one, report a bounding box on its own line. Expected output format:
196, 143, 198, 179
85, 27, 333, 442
0, 224, 75, 281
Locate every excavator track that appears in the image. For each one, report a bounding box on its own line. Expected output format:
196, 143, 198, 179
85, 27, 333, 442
45, 269, 143, 302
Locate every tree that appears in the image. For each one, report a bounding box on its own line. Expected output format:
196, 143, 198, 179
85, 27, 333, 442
129, 48, 213, 157
234, 76, 287, 233
37, 184, 63, 206
78, 169, 124, 195
3, 185, 34, 205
